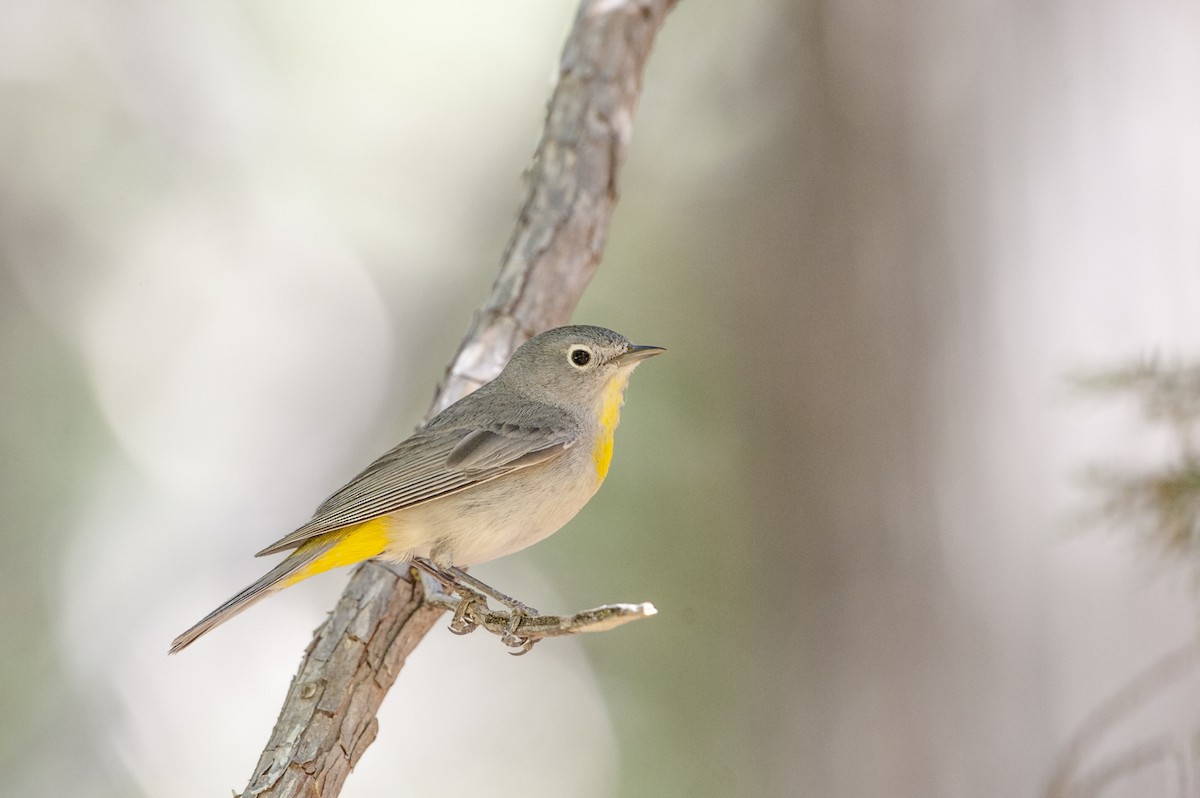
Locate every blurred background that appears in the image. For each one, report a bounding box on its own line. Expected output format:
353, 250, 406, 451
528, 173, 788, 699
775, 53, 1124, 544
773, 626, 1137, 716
3, 0, 1200, 796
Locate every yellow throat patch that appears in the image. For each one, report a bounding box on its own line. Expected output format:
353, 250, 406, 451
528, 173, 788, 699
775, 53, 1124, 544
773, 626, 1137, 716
592, 372, 630, 483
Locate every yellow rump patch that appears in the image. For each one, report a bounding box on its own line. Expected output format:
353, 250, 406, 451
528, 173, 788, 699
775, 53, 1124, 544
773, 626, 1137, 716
281, 516, 390, 588
592, 373, 630, 483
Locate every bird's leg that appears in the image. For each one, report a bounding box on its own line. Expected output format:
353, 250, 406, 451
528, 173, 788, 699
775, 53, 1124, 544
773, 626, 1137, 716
411, 557, 485, 635
410, 556, 456, 591
447, 566, 540, 617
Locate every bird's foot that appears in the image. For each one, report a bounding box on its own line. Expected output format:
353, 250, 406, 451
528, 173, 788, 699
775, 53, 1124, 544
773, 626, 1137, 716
448, 587, 487, 635
501, 609, 539, 656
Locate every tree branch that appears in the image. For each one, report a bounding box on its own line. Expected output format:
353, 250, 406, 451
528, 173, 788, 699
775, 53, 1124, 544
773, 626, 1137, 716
239, 2, 678, 796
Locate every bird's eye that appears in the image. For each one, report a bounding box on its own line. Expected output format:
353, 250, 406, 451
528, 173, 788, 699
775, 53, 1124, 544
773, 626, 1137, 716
569, 347, 592, 367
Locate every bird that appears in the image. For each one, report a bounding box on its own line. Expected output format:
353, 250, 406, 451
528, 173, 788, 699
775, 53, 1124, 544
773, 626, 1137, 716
170, 324, 664, 654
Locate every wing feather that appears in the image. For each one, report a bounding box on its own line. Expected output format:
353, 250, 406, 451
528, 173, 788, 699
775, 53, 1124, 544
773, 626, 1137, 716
446, 426, 571, 472
255, 423, 575, 556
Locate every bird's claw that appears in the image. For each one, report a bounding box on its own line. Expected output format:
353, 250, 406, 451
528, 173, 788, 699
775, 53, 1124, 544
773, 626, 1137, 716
507, 638, 538, 656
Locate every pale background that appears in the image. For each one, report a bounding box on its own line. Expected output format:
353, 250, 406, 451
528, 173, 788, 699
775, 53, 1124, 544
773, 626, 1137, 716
2, 1, 1199, 796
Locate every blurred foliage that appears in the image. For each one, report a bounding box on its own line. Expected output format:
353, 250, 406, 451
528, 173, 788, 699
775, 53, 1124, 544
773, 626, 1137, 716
1079, 360, 1200, 566
1077, 360, 1200, 435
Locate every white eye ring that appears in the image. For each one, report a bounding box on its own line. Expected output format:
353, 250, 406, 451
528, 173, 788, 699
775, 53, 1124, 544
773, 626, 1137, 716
568, 345, 594, 368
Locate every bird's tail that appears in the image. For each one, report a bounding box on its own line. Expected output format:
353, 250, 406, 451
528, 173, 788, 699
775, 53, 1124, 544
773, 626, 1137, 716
169, 537, 341, 655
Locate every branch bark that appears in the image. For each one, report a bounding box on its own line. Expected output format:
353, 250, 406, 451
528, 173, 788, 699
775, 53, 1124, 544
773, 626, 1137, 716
239, 2, 678, 796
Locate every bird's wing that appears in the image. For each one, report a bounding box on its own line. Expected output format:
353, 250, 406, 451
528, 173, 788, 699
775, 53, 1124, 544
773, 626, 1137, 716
255, 423, 576, 556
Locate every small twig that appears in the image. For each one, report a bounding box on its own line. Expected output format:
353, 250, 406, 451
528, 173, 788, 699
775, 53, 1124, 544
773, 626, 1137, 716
424, 583, 657, 641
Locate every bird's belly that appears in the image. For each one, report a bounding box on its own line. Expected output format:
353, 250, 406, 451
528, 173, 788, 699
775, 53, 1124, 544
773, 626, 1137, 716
382, 456, 601, 567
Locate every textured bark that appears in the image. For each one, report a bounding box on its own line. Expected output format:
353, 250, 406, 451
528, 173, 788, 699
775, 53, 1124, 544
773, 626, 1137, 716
240, 1, 678, 796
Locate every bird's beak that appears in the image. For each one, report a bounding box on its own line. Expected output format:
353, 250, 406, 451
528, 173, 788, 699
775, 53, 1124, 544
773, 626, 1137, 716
615, 344, 666, 365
